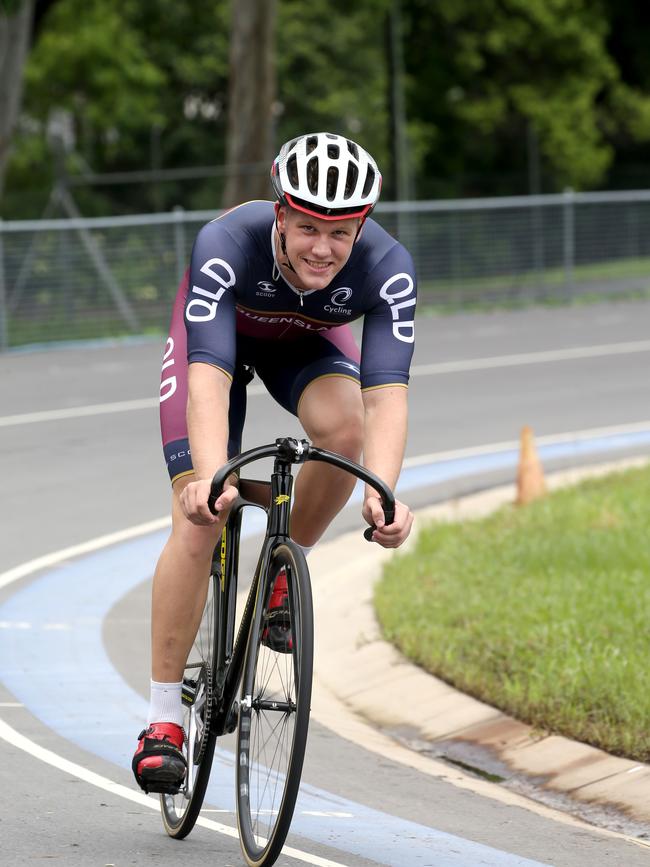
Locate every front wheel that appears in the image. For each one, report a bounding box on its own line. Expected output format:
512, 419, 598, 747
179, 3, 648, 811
236, 542, 313, 866
160, 571, 219, 838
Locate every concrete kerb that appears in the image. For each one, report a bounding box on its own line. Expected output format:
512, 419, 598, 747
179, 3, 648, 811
309, 456, 650, 831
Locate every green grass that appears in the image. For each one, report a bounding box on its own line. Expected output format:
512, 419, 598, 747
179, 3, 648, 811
375, 465, 650, 761
5, 315, 165, 348
416, 253, 650, 310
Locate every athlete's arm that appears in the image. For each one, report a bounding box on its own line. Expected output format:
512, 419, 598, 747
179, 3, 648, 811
361, 386, 413, 547
179, 218, 246, 525
179, 362, 238, 526
355, 237, 417, 547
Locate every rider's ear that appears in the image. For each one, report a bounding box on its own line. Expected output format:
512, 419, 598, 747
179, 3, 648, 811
275, 203, 288, 232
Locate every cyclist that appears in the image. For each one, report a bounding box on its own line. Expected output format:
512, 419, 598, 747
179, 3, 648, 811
133, 132, 417, 794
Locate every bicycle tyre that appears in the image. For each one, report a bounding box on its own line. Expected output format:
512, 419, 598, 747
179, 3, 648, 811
236, 541, 313, 866
160, 570, 219, 838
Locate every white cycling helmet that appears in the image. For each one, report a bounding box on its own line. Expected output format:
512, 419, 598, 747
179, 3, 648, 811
271, 132, 382, 220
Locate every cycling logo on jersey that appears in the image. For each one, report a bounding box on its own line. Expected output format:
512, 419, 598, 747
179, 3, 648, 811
325, 286, 353, 315
379, 272, 416, 343
332, 360, 360, 375
256, 280, 276, 297
160, 336, 177, 403
186, 257, 235, 323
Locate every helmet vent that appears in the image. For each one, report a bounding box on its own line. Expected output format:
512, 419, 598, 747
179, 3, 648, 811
326, 167, 339, 201
345, 162, 359, 198
286, 154, 299, 188
361, 166, 376, 198
272, 132, 381, 218
306, 156, 319, 194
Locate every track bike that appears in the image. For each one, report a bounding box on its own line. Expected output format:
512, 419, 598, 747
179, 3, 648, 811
159, 436, 395, 866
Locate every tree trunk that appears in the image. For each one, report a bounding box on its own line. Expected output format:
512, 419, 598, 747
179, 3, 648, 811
222, 0, 277, 208
0, 0, 34, 203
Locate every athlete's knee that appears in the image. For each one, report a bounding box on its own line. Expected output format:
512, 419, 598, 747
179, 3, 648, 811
310, 409, 363, 458
169, 517, 219, 562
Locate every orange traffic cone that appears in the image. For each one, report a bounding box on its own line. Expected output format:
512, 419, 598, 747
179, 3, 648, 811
516, 425, 546, 505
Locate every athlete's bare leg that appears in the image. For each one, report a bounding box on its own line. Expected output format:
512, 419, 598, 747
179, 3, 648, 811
151, 376, 361, 678
291, 375, 364, 547
150, 475, 222, 683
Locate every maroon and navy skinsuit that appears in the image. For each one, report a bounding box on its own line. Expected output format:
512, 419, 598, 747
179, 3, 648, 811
160, 200, 417, 482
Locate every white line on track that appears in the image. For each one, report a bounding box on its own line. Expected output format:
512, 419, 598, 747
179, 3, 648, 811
0, 718, 349, 867
401, 419, 650, 468
1, 419, 649, 595
0, 517, 171, 592
1, 423, 649, 861
0, 385, 267, 428
409, 339, 650, 376
1, 339, 649, 428
0, 397, 159, 427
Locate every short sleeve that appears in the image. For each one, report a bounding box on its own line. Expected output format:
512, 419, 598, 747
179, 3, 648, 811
184, 220, 249, 377
360, 243, 417, 389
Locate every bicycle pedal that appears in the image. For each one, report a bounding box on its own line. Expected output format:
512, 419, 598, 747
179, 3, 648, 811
181, 678, 198, 706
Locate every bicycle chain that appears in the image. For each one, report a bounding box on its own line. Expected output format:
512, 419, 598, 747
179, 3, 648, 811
192, 663, 213, 765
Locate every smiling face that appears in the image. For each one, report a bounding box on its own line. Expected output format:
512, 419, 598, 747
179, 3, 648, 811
275, 206, 360, 291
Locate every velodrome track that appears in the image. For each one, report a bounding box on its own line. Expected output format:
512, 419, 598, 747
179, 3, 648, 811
1, 301, 650, 866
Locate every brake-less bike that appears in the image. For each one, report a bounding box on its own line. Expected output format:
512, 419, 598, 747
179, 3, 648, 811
159, 437, 395, 866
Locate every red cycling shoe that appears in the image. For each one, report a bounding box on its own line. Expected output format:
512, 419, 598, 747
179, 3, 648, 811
132, 722, 186, 794
262, 568, 293, 653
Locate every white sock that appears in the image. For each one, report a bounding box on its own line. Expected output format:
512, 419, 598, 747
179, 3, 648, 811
147, 680, 184, 727
296, 543, 313, 559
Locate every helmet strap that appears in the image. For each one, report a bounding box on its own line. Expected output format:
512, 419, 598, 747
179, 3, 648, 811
274, 214, 297, 274
353, 217, 367, 243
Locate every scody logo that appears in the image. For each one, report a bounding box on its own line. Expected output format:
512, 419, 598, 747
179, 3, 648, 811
256, 280, 276, 296
325, 287, 353, 314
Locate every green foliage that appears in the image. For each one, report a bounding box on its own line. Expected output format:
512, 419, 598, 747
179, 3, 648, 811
375, 465, 650, 761
402, 0, 650, 194
6, 0, 650, 215
25, 2, 166, 133
6, 0, 231, 215
0, 0, 27, 14
276, 0, 392, 170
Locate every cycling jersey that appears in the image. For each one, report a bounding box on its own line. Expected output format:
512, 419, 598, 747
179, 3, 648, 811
185, 200, 416, 387
160, 200, 417, 482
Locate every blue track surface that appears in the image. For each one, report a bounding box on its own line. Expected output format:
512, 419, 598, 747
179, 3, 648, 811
2, 428, 648, 865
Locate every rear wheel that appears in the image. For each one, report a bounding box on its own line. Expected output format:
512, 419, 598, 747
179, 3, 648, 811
161, 571, 219, 838
236, 542, 313, 866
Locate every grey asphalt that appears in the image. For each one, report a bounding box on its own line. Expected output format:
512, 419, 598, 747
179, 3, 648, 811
1, 301, 650, 866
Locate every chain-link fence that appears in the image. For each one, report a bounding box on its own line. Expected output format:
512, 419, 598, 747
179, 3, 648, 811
2, 189, 650, 349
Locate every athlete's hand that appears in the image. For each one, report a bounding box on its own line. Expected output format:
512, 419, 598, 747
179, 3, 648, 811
180, 478, 238, 526
363, 496, 414, 548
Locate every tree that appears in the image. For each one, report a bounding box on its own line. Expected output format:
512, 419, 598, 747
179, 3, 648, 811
401, 0, 650, 195
222, 0, 277, 207
0, 0, 35, 203
4, 0, 231, 215
8, 0, 650, 216
276, 0, 392, 178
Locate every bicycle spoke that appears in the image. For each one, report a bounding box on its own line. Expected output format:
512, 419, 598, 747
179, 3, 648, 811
160, 571, 218, 838
237, 543, 313, 864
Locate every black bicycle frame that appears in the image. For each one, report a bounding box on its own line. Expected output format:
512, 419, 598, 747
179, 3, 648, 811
206, 437, 395, 736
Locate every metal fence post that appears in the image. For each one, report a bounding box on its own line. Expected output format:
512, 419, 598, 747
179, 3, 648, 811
0, 220, 8, 351
173, 206, 186, 286
563, 188, 575, 296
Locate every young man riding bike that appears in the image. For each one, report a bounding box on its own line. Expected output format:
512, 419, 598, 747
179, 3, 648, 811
133, 132, 417, 794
